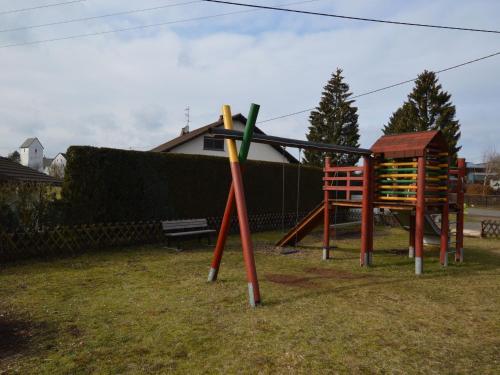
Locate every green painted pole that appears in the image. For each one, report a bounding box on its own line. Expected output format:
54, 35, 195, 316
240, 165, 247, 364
208, 103, 260, 283
238, 103, 259, 162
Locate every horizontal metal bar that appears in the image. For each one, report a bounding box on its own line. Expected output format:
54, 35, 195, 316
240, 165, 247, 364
209, 128, 373, 155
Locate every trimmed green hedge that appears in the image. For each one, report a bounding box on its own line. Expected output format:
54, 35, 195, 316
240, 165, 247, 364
62, 147, 323, 224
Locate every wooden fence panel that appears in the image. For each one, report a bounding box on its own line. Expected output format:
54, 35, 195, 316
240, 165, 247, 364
0, 221, 163, 263
481, 220, 500, 238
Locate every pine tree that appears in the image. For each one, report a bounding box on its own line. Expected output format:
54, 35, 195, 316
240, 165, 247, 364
304, 68, 360, 167
382, 70, 461, 156
383, 102, 418, 134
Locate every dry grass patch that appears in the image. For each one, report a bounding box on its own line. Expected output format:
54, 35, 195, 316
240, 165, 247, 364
0, 227, 499, 374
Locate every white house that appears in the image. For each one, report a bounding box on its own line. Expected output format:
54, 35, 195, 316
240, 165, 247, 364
20, 137, 44, 172
151, 113, 298, 163
46, 153, 67, 177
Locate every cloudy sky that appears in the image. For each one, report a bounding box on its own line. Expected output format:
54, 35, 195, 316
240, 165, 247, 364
0, 0, 498, 162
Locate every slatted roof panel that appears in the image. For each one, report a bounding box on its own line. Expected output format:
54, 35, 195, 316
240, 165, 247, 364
370, 130, 448, 159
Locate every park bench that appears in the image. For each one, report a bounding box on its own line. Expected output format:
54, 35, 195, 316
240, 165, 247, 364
161, 219, 216, 249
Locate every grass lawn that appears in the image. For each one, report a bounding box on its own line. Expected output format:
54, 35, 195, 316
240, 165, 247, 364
1, 227, 499, 374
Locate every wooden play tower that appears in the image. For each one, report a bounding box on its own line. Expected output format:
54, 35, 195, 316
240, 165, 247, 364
322, 131, 466, 274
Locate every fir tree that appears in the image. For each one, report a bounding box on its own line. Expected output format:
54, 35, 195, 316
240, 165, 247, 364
304, 68, 360, 167
382, 70, 461, 156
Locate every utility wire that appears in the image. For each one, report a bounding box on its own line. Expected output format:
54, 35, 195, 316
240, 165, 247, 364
257, 50, 500, 124
0, 1, 202, 34
202, 0, 500, 35
0, 0, 85, 16
0, 0, 322, 48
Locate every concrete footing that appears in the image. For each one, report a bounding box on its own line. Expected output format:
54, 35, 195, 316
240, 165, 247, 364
207, 267, 218, 282
408, 246, 415, 258
443, 253, 448, 267
322, 248, 330, 260
248, 283, 257, 308
415, 256, 423, 275
363, 252, 369, 266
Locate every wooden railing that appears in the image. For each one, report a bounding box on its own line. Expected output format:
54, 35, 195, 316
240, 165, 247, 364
323, 166, 363, 200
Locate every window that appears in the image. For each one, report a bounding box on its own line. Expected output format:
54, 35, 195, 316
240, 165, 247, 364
203, 136, 224, 151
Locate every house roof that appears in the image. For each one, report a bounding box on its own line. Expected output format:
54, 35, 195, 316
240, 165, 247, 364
20, 137, 43, 149
0, 157, 61, 185
43, 157, 54, 168
370, 130, 449, 159
151, 113, 299, 163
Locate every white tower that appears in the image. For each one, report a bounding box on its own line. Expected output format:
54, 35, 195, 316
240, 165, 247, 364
19, 137, 44, 172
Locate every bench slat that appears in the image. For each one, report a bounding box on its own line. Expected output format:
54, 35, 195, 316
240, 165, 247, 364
165, 229, 216, 237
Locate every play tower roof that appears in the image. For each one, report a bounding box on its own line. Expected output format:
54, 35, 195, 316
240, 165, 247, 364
371, 130, 448, 159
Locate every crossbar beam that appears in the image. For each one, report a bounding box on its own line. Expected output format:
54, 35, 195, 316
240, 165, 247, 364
209, 128, 372, 155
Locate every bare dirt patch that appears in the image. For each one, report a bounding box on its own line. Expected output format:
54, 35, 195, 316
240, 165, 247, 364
264, 274, 319, 288
67, 324, 82, 338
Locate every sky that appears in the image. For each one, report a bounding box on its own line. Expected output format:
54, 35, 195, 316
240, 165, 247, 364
0, 0, 498, 162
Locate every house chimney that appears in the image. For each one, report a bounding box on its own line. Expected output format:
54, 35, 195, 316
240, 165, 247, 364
180, 125, 189, 135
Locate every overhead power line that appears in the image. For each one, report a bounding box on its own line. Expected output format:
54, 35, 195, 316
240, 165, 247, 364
0, 0, 85, 16
0, 0, 322, 48
257, 50, 500, 124
0, 1, 202, 34
202, 0, 500, 35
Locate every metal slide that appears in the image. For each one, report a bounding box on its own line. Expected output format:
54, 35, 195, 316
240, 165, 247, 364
275, 202, 325, 247
390, 210, 442, 245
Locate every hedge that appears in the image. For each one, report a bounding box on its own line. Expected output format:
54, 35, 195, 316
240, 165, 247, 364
61, 146, 324, 224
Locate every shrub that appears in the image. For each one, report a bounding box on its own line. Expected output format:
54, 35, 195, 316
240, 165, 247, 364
0, 182, 61, 231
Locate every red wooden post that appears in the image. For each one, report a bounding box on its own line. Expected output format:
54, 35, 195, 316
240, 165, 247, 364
440, 158, 450, 266
456, 158, 466, 262
208, 183, 236, 281
409, 212, 415, 258
415, 155, 426, 275
323, 157, 331, 260
360, 156, 374, 266
222, 105, 260, 306
346, 170, 351, 201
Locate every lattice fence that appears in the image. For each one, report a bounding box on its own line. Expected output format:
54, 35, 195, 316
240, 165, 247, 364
481, 220, 500, 238
0, 221, 163, 262
1, 208, 392, 263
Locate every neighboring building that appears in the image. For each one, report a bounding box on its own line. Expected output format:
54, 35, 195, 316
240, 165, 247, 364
44, 153, 67, 178
18, 137, 66, 177
151, 113, 298, 163
43, 157, 54, 174
466, 162, 486, 183
0, 156, 61, 185
466, 162, 500, 191
19, 137, 44, 172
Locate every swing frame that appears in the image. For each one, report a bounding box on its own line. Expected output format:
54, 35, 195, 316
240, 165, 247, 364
207, 106, 371, 307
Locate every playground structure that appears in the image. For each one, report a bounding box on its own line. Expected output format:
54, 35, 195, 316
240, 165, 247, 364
207, 104, 466, 307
